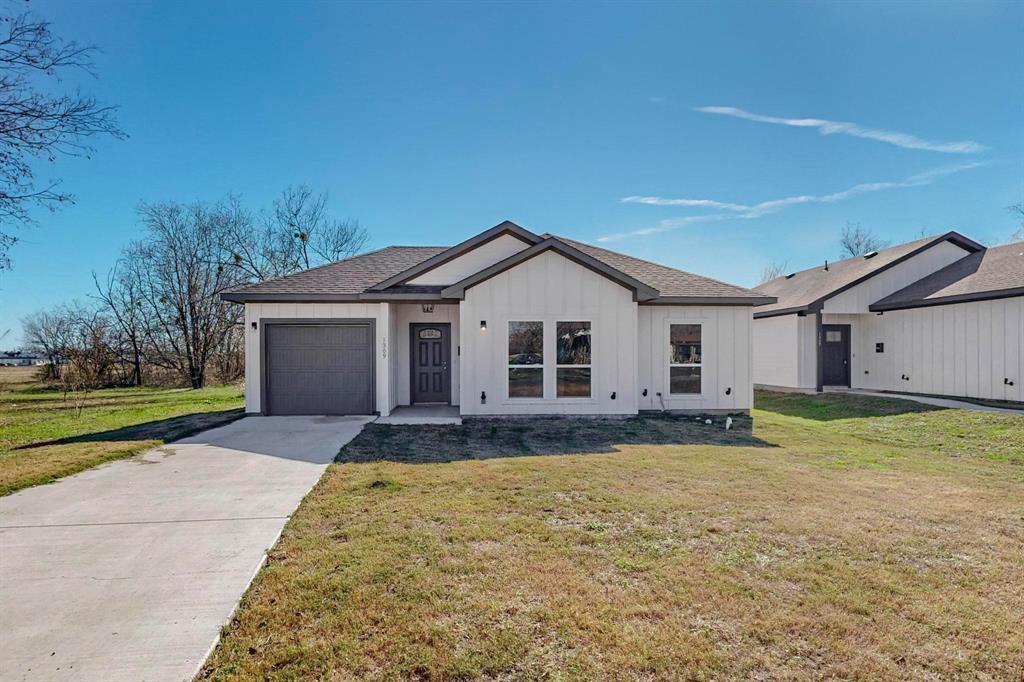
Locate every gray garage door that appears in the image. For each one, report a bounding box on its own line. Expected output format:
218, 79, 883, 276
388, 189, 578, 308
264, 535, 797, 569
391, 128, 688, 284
264, 323, 374, 415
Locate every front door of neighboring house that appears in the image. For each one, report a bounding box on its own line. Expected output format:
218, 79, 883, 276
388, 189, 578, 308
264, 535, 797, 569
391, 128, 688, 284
410, 323, 451, 404
821, 324, 851, 387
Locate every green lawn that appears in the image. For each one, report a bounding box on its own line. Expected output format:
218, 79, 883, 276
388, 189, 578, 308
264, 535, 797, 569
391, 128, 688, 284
201, 391, 1023, 681
0, 367, 244, 496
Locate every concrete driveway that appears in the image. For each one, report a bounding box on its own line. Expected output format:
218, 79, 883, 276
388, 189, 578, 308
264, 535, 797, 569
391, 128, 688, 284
0, 415, 372, 682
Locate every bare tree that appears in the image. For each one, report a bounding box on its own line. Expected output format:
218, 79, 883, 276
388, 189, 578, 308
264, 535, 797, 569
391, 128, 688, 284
21, 306, 73, 379
221, 185, 367, 281
93, 260, 147, 386
268, 185, 367, 269
759, 259, 789, 284
128, 200, 246, 388
1009, 201, 1024, 243
60, 302, 119, 390
839, 222, 891, 258
0, 10, 125, 270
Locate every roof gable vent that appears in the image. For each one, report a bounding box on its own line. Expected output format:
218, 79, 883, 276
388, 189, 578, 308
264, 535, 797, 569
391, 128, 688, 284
863, 250, 879, 259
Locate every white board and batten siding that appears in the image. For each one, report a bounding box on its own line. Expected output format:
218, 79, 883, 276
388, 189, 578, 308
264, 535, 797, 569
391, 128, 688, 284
459, 250, 639, 415
390, 303, 461, 408
823, 295, 1023, 402
751, 313, 818, 390
243, 302, 391, 415
822, 241, 969, 314
243, 252, 762, 416
407, 234, 529, 286
638, 306, 754, 411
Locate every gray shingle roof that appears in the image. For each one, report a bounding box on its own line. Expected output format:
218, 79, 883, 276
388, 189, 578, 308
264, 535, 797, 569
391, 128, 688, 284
223, 246, 448, 299
558, 237, 772, 301
222, 229, 774, 304
753, 231, 984, 316
871, 241, 1024, 310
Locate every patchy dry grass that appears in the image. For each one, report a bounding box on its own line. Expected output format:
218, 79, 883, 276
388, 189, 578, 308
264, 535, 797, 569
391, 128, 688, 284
202, 392, 1024, 681
0, 370, 243, 495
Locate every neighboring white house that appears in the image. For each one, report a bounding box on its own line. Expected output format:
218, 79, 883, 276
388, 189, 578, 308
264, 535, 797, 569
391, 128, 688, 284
753, 232, 1023, 403
222, 221, 775, 417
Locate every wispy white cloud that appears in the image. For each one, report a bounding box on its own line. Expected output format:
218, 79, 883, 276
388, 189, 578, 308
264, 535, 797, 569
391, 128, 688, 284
696, 106, 987, 154
598, 214, 731, 242
599, 161, 989, 242
621, 196, 750, 211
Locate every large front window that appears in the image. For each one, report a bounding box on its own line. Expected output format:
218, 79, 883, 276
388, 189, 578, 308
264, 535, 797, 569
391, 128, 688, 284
508, 321, 543, 398
669, 323, 702, 394
556, 321, 591, 397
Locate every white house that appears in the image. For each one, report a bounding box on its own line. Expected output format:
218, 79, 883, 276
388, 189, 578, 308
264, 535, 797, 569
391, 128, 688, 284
753, 232, 1023, 403
222, 221, 775, 417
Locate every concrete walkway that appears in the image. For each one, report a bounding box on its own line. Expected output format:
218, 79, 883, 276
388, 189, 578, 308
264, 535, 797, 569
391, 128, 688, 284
376, 404, 462, 425
0, 415, 372, 682
825, 388, 1024, 415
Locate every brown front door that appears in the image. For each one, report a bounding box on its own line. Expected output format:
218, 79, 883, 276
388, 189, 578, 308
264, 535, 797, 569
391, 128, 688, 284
821, 324, 851, 387
410, 323, 451, 404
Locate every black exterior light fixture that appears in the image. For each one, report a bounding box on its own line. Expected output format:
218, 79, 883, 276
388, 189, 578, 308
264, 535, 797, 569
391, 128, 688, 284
480, 320, 487, 331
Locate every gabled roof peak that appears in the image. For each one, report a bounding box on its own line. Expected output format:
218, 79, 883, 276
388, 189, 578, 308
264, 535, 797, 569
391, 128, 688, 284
366, 220, 542, 291
753, 230, 986, 317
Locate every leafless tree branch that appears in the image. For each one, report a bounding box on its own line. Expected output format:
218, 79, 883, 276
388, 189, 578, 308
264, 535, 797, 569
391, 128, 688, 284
0, 10, 125, 270
839, 222, 890, 258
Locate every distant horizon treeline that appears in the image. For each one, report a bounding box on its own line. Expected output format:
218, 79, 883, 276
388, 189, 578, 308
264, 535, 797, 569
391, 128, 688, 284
19, 186, 367, 391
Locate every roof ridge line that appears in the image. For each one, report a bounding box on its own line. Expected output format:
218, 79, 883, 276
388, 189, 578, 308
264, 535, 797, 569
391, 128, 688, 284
557, 235, 764, 295
770, 231, 971, 281
225, 245, 403, 293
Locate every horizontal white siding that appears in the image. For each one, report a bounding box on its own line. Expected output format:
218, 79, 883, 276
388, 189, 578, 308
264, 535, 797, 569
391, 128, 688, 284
408, 234, 528, 285
823, 241, 969, 314
459, 250, 638, 415
638, 305, 754, 411
823, 295, 1023, 402
244, 302, 390, 415
391, 303, 461, 406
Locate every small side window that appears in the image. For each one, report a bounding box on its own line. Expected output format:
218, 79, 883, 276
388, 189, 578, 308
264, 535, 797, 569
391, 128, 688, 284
669, 324, 701, 395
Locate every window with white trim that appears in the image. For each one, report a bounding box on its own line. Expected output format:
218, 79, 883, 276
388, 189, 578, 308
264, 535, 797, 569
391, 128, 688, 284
508, 321, 543, 398
556, 321, 591, 397
669, 323, 702, 394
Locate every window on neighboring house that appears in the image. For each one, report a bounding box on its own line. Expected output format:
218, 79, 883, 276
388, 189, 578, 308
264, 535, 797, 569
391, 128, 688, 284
556, 321, 591, 397
508, 321, 543, 398
669, 323, 702, 394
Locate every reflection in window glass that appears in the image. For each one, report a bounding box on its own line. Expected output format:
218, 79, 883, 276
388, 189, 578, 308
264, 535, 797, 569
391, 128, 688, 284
557, 367, 591, 398
670, 367, 701, 395
556, 322, 591, 364
556, 321, 591, 397
669, 324, 702, 394
670, 324, 701, 364
509, 367, 543, 398
509, 322, 543, 398
508, 321, 543, 365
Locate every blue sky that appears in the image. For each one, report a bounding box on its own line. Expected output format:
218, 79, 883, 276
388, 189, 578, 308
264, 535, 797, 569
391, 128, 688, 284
2, 0, 1022, 344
